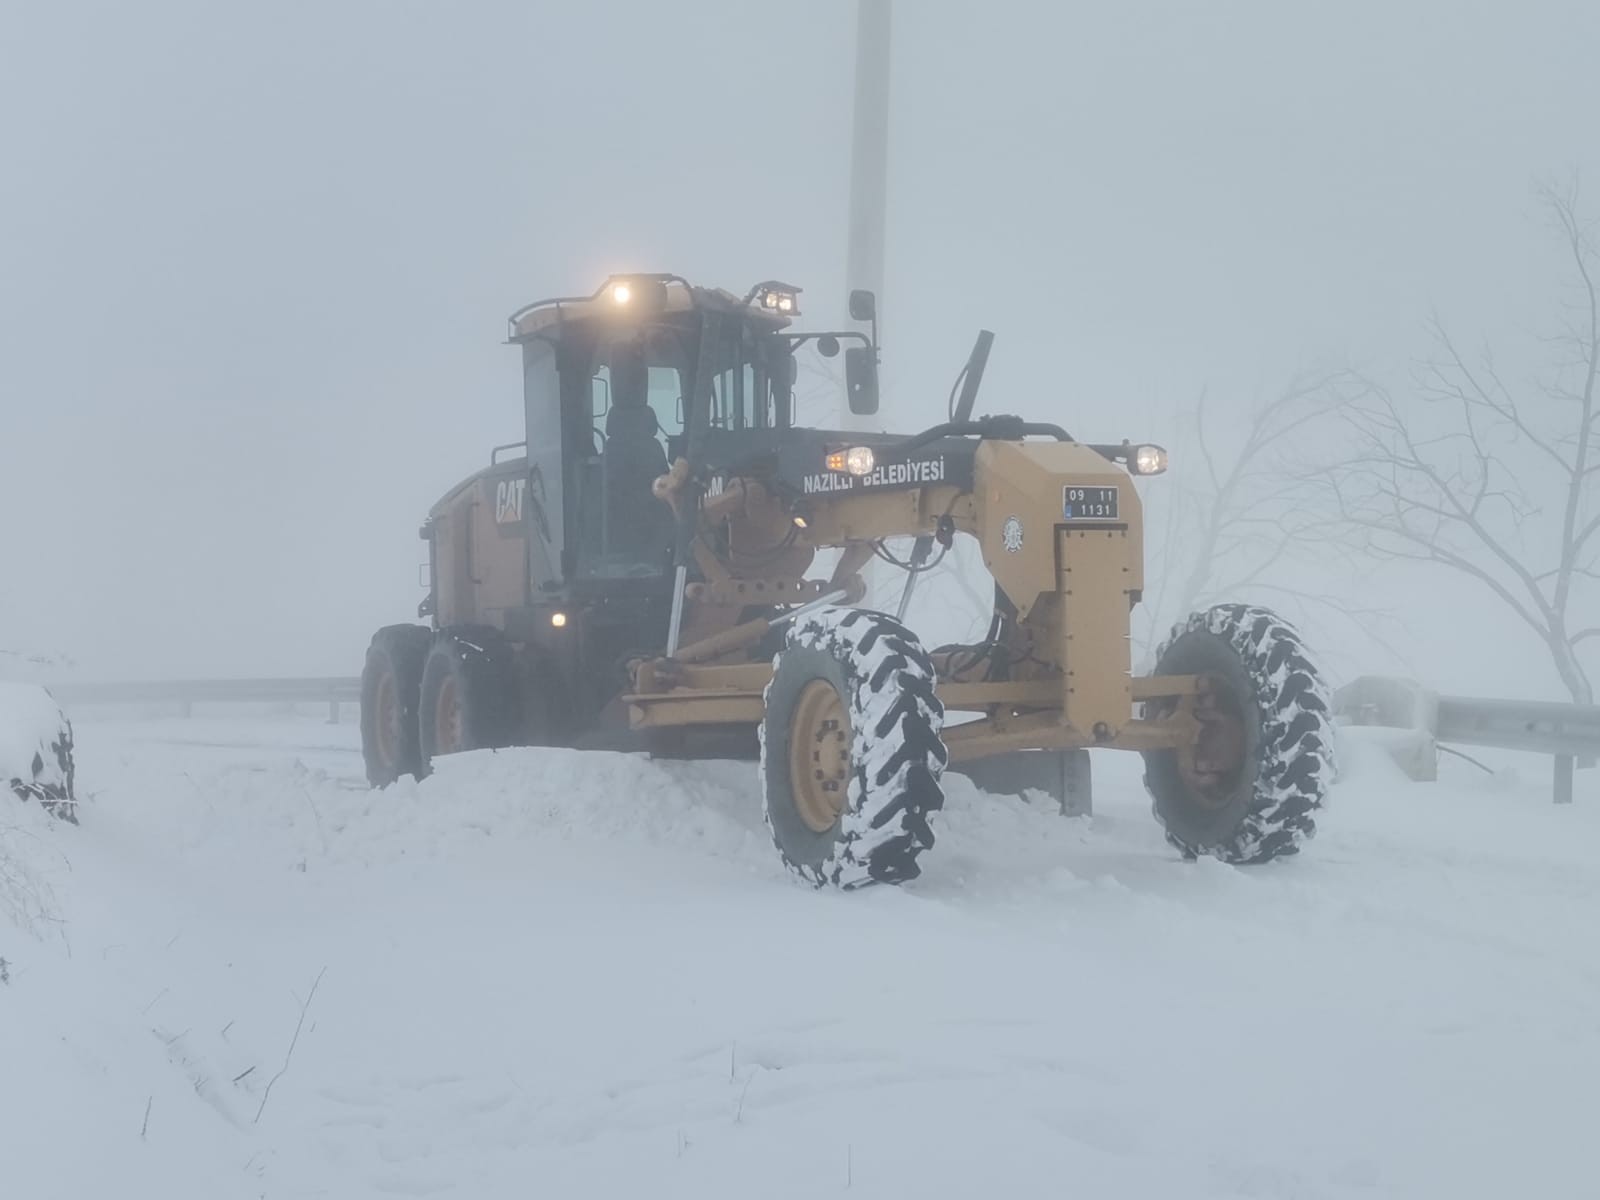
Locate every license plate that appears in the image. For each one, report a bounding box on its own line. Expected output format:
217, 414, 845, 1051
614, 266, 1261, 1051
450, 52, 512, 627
1063, 485, 1120, 521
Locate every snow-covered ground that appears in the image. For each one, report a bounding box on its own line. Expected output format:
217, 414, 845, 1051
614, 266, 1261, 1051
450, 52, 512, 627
3, 715, 1597, 1198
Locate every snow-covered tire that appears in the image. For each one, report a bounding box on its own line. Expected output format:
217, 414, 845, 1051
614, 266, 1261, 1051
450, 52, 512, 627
1141, 604, 1333, 863
361, 624, 432, 787
2, 682, 77, 824
759, 607, 947, 888
418, 625, 520, 770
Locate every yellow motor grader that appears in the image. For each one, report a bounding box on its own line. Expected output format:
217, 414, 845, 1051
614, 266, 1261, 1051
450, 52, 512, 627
359, 274, 1333, 887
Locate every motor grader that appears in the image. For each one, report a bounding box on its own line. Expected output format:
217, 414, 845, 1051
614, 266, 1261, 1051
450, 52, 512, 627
360, 274, 1333, 887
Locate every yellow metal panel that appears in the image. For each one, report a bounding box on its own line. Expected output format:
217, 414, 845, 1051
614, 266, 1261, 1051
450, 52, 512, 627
973, 441, 1145, 620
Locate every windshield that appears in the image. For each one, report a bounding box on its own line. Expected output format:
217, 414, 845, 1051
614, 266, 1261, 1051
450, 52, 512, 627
586, 318, 796, 442
700, 321, 861, 435
706, 325, 792, 432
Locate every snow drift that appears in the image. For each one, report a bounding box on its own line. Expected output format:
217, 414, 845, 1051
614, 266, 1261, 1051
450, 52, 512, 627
2, 715, 1596, 1198
1, 680, 76, 822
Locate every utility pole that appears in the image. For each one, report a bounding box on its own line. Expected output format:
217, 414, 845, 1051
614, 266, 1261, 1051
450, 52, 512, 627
844, 0, 891, 429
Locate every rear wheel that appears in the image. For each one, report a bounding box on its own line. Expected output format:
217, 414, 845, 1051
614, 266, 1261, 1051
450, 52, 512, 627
418, 626, 520, 769
1141, 604, 1334, 863
360, 624, 431, 787
760, 607, 947, 888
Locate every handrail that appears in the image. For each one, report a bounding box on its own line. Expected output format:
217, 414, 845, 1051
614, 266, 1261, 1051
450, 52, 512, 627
490, 441, 527, 465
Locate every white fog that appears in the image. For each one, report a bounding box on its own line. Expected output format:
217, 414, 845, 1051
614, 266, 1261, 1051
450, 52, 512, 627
3, 3, 1596, 1197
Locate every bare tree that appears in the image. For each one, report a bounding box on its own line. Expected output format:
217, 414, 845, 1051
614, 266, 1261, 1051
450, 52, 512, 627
1134, 375, 1388, 666
1319, 183, 1599, 702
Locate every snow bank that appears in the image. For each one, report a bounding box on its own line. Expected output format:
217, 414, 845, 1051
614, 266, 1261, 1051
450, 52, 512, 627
0, 680, 75, 820
3, 716, 1597, 1198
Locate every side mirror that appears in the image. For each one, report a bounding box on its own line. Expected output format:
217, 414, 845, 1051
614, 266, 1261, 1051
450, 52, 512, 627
845, 346, 879, 415
848, 289, 877, 322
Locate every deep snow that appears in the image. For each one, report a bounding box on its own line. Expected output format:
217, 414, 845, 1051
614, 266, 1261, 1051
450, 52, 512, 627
3, 715, 1597, 1198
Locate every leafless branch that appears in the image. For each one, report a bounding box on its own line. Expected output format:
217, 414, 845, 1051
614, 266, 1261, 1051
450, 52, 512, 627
1194, 387, 1222, 495
254, 966, 327, 1124
1314, 181, 1598, 702
1135, 371, 1365, 648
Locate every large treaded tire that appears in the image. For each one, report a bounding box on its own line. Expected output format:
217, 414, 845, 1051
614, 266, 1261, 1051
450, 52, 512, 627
760, 607, 947, 888
418, 625, 520, 771
1141, 604, 1334, 863
360, 624, 432, 787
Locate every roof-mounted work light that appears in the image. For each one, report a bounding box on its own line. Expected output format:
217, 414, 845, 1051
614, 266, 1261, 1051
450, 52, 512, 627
602, 275, 669, 313
747, 280, 802, 317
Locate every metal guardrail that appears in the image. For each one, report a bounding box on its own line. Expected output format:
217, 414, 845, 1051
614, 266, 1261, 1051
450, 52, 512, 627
1335, 675, 1599, 803
49, 677, 362, 723
1434, 695, 1600, 759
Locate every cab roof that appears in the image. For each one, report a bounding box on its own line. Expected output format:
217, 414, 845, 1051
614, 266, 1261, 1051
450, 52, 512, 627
507, 275, 794, 342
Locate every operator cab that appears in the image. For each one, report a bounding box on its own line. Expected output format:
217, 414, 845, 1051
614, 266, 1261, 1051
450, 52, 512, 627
507, 274, 878, 593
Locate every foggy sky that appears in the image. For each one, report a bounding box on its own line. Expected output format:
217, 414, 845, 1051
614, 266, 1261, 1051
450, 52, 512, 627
4, 0, 1599, 697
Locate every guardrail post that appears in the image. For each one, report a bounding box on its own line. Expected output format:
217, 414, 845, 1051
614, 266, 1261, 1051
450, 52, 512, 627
1554, 755, 1574, 805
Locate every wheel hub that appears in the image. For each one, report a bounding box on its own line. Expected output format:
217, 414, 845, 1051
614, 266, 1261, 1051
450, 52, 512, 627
789, 679, 851, 834
434, 675, 465, 755
1176, 674, 1247, 809
375, 673, 401, 767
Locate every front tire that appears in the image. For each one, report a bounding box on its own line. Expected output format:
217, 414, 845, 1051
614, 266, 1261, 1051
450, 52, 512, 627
1141, 604, 1334, 863
760, 607, 947, 888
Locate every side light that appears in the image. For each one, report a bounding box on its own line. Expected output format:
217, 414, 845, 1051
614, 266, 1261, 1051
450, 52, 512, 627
609, 282, 631, 306
1132, 444, 1169, 475
825, 446, 876, 475
844, 446, 875, 476
550, 611, 568, 628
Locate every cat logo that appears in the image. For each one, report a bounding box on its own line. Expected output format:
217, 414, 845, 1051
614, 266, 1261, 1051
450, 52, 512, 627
495, 478, 527, 524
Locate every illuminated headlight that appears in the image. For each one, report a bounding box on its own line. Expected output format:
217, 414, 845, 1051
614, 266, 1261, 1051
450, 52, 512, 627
825, 446, 876, 476
1132, 444, 1169, 475
757, 286, 801, 316
610, 281, 632, 306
